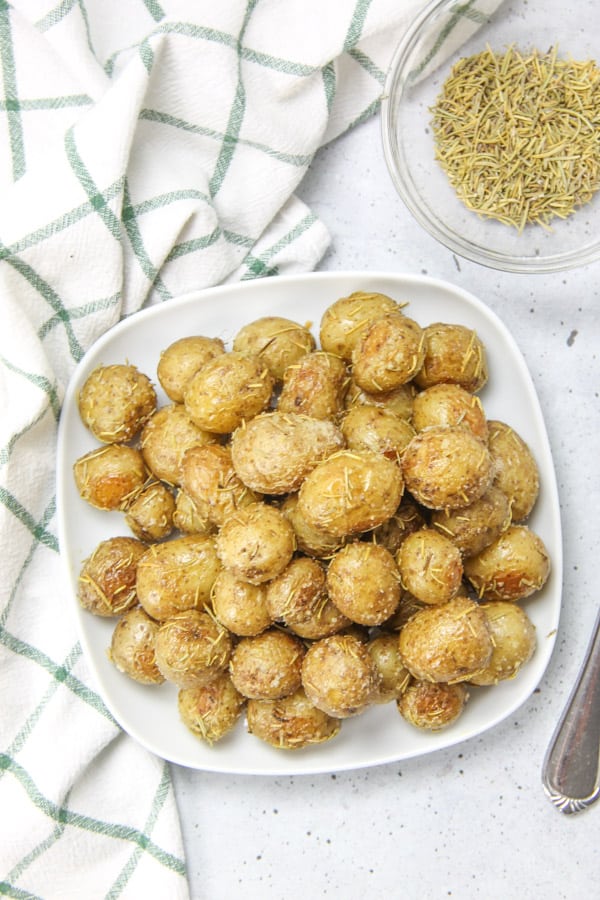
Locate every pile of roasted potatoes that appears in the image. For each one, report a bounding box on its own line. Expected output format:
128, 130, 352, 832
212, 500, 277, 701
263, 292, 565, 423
73, 290, 550, 751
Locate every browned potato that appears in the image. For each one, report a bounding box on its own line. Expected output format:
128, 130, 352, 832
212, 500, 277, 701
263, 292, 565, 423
124, 481, 175, 542
184, 351, 274, 433
412, 383, 488, 441
326, 542, 401, 626
402, 425, 493, 510
366, 632, 411, 703
73, 444, 147, 511
266, 556, 328, 626
178, 673, 246, 744
286, 596, 352, 640
397, 529, 463, 605
78, 536, 148, 616
232, 316, 315, 381
172, 489, 215, 535
398, 680, 468, 730
352, 313, 425, 392
108, 606, 164, 684
77, 363, 156, 443
229, 629, 305, 700
155, 608, 232, 688
157, 335, 225, 403
136, 534, 221, 620
367, 497, 427, 553
383, 589, 427, 631
301, 633, 380, 718
488, 420, 540, 521
414, 322, 488, 392
430, 486, 512, 558
298, 449, 404, 538
140, 404, 217, 486
247, 688, 341, 749
341, 405, 415, 461
216, 502, 296, 585
344, 378, 416, 421
469, 601, 537, 685
319, 290, 401, 359
277, 351, 348, 420
398, 595, 493, 683
280, 493, 346, 559
463, 524, 551, 602
230, 411, 345, 495
181, 444, 260, 527
211, 569, 272, 636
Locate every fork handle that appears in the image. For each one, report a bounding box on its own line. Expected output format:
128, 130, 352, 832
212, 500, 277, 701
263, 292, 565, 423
542, 607, 600, 814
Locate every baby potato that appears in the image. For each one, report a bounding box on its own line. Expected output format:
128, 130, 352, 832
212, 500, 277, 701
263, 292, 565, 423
184, 351, 274, 433
78, 536, 148, 616
488, 420, 540, 521
286, 596, 352, 640
247, 688, 341, 750
124, 481, 175, 542
298, 449, 404, 538
397, 528, 463, 605
280, 493, 346, 559
77, 363, 157, 443
172, 489, 215, 536
108, 606, 164, 684
155, 608, 232, 688
414, 322, 488, 392
463, 524, 551, 602
352, 312, 425, 393
341, 405, 415, 461
319, 290, 401, 360
366, 632, 411, 703
412, 383, 488, 441
383, 589, 427, 631
157, 335, 226, 403
140, 404, 217, 486
232, 316, 315, 381
398, 680, 468, 730
216, 502, 296, 585
266, 556, 328, 627
230, 411, 345, 495
229, 629, 306, 700
402, 425, 493, 510
211, 569, 272, 636
367, 497, 427, 554
301, 633, 381, 718
181, 443, 260, 527
73, 444, 148, 511
469, 601, 537, 685
178, 673, 246, 744
136, 534, 221, 620
277, 351, 348, 420
430, 485, 512, 558
344, 378, 416, 421
398, 595, 493, 683
326, 542, 401, 626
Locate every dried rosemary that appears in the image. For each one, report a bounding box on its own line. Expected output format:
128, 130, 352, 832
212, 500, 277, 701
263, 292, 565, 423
430, 44, 600, 231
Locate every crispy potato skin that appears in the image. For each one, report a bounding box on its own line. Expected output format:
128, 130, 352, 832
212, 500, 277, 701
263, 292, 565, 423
73, 445, 147, 511
414, 322, 488, 392
136, 534, 221, 620
184, 351, 274, 433
78, 364, 156, 443
463, 524, 550, 601
78, 536, 147, 616
398, 680, 468, 730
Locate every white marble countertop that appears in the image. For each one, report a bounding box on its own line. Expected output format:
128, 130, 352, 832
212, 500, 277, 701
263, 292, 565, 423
171, 111, 600, 899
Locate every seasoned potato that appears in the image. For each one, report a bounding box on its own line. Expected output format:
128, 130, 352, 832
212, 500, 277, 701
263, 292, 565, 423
344, 378, 416, 420
247, 688, 341, 749
229, 629, 305, 700
172, 489, 215, 535
469, 601, 537, 685
397, 528, 463, 605
463, 524, 551, 601
266, 556, 328, 626
367, 497, 427, 553
73, 444, 147, 511
178, 673, 246, 744
108, 606, 164, 684
341, 405, 415, 461
157, 335, 225, 403
286, 596, 352, 640
215, 502, 296, 584
280, 493, 346, 559
181, 444, 260, 527
155, 608, 232, 688
402, 425, 493, 510
230, 411, 345, 495
78, 536, 147, 616
232, 316, 315, 381
301, 633, 380, 718
140, 404, 217, 486
488, 420, 540, 521
211, 570, 272, 636
366, 632, 412, 703
398, 680, 468, 730
78, 363, 156, 443
278, 351, 348, 420
319, 290, 401, 359
398, 595, 493, 683
383, 590, 426, 631
326, 542, 401, 626
184, 351, 274, 433
124, 481, 175, 542
412, 383, 488, 441
414, 322, 488, 392
352, 313, 425, 393
430, 485, 511, 558
298, 449, 404, 538
136, 534, 221, 620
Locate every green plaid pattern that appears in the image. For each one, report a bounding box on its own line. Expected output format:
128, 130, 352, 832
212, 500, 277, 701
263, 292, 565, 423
0, 0, 498, 895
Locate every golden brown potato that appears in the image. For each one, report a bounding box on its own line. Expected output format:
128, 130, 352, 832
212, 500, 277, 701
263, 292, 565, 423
298, 449, 404, 538
488, 420, 540, 521
469, 601, 537, 685
352, 312, 425, 393
344, 378, 416, 421
398, 595, 493, 683
367, 497, 427, 553
216, 502, 296, 585
178, 673, 246, 744
397, 528, 463, 605
172, 489, 215, 536
232, 316, 315, 381
181, 444, 260, 528
430, 486, 512, 558
280, 493, 346, 559
414, 322, 488, 392
230, 411, 345, 495
73, 444, 147, 511
463, 524, 551, 602
78, 536, 148, 616
184, 351, 274, 433
398, 680, 468, 730
326, 542, 401, 626
412, 383, 488, 441
155, 608, 232, 688
383, 589, 427, 631
124, 481, 175, 542
301, 633, 381, 718
277, 351, 348, 420
229, 629, 306, 700
319, 290, 401, 360
366, 632, 411, 703
108, 606, 164, 684
247, 688, 341, 749
266, 556, 328, 626
136, 534, 221, 620
402, 425, 493, 510
286, 597, 352, 640
211, 569, 272, 636
140, 404, 217, 486
157, 335, 226, 403
77, 363, 157, 443
341, 405, 415, 461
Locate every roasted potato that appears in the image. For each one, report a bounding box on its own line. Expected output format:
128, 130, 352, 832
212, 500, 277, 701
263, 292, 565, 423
124, 481, 175, 542
319, 290, 401, 359
398, 680, 468, 730
326, 542, 401, 626
232, 316, 315, 381
266, 556, 328, 627
278, 350, 348, 420
414, 322, 488, 392
78, 363, 156, 443
155, 608, 232, 688
229, 629, 305, 700
344, 378, 416, 420
367, 497, 427, 553
280, 493, 346, 559
78, 536, 147, 616
341, 405, 415, 461
412, 383, 488, 441
108, 606, 164, 684
140, 404, 217, 486
215, 502, 296, 584
366, 632, 412, 703
469, 601, 537, 685
397, 528, 463, 605
352, 312, 425, 393
430, 486, 511, 558
246, 688, 341, 749
181, 443, 260, 527
136, 534, 221, 620
463, 524, 551, 601
157, 335, 226, 403
301, 633, 381, 718
178, 673, 246, 744
488, 420, 540, 521
73, 444, 147, 511
211, 569, 273, 637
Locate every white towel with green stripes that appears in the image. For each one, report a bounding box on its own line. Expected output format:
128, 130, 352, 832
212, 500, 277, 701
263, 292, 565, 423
0, 1, 497, 897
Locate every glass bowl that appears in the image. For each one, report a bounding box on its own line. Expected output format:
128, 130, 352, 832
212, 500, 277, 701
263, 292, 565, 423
381, 0, 600, 273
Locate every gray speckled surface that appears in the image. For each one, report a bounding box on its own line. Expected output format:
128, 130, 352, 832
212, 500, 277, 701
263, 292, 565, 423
171, 113, 600, 900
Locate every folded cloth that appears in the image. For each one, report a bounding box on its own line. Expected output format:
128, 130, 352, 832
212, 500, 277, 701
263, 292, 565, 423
0, 1, 499, 896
